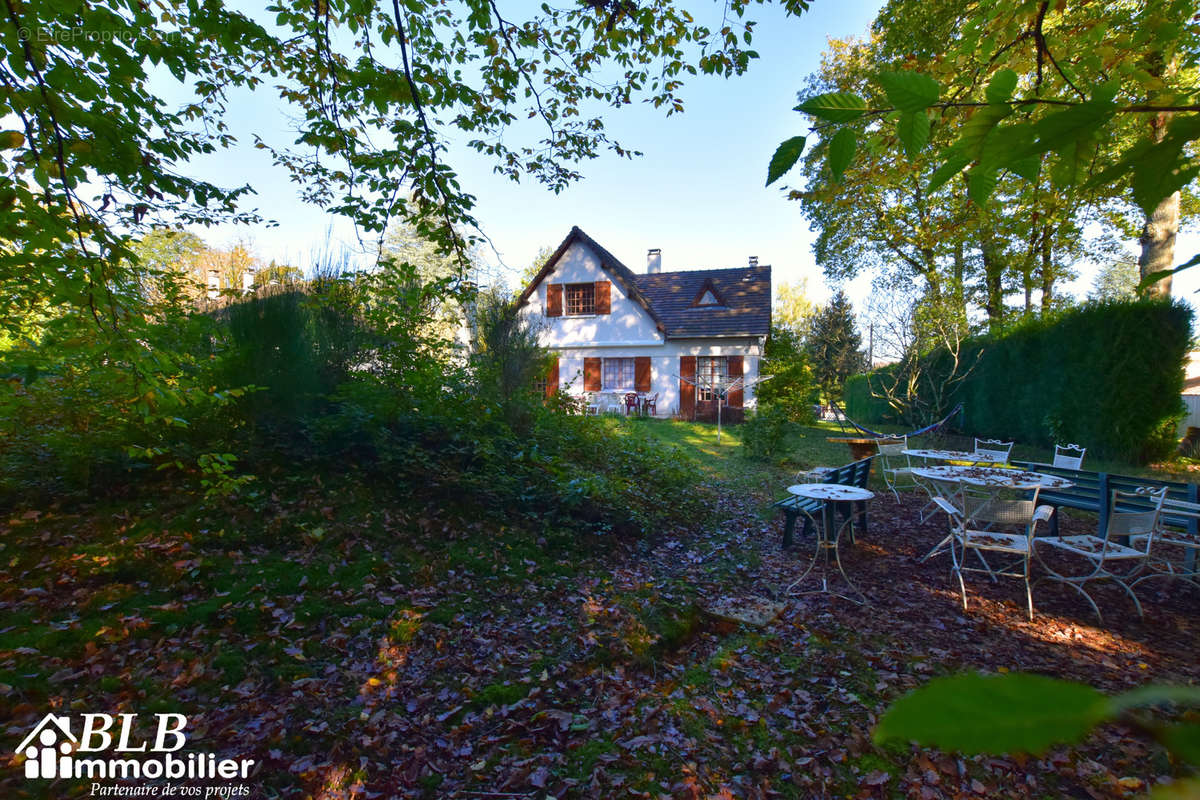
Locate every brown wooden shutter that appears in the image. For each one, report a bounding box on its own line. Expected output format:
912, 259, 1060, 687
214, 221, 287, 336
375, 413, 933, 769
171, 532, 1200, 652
594, 281, 611, 314
679, 356, 696, 420
583, 357, 602, 391
545, 355, 559, 399
635, 357, 651, 393
727, 355, 744, 408
546, 284, 562, 317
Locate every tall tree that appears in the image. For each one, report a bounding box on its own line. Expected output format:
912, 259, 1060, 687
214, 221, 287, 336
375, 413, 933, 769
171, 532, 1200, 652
775, 279, 818, 338
805, 291, 867, 403
770, 0, 1200, 296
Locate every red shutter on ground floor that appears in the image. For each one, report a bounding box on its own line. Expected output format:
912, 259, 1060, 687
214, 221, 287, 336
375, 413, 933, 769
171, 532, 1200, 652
679, 356, 696, 419
594, 281, 611, 314
583, 357, 602, 391
727, 355, 744, 408
635, 357, 651, 393
546, 284, 562, 316
545, 355, 559, 399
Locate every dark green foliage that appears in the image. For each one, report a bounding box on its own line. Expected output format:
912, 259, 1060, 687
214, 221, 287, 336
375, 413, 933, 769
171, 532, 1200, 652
844, 368, 901, 425
806, 291, 868, 402
756, 326, 819, 423
741, 405, 793, 461
847, 300, 1192, 461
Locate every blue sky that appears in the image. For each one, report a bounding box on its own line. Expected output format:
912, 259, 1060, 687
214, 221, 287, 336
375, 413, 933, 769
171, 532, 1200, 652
167, 0, 1200, 313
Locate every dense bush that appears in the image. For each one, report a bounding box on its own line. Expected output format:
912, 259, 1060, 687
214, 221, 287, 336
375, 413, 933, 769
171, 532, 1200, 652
757, 326, 819, 423
741, 405, 793, 461
847, 300, 1192, 461
0, 265, 706, 537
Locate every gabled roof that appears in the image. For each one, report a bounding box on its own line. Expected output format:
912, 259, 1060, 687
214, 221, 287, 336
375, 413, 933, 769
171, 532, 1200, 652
635, 266, 771, 338
518, 226, 771, 339
516, 226, 665, 332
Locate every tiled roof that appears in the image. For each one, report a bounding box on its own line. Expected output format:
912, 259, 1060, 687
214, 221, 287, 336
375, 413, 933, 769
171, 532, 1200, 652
518, 226, 771, 338
634, 266, 771, 338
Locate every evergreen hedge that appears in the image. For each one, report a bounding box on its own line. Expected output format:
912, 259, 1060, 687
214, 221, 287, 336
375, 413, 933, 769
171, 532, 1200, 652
848, 300, 1192, 462
844, 367, 900, 424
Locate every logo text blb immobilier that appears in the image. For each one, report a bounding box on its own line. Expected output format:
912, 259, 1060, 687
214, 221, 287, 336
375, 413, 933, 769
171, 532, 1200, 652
17, 713, 254, 781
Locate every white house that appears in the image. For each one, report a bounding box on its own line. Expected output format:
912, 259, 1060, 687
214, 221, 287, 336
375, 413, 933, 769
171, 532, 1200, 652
517, 227, 771, 421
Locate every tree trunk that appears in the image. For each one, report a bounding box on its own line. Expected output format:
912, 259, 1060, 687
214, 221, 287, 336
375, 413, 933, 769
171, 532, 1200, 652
1138, 190, 1179, 299
979, 234, 1005, 331
1040, 230, 1054, 314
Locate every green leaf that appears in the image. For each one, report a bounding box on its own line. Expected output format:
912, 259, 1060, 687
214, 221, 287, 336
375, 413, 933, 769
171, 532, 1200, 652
0, 130, 25, 150
1008, 155, 1041, 181
877, 70, 940, 113
897, 111, 930, 160
958, 104, 1013, 160
984, 69, 1019, 104
827, 128, 857, 183
766, 135, 806, 186
927, 148, 971, 193
873, 673, 1110, 755
1027, 94, 1117, 157
967, 167, 998, 205
1161, 723, 1200, 764
795, 93, 868, 122
1131, 144, 1200, 217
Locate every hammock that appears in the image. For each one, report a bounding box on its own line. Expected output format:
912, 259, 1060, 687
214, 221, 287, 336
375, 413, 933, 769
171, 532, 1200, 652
829, 401, 963, 440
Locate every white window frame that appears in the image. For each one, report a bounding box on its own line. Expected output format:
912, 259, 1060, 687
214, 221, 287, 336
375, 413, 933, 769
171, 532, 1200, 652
696, 356, 728, 402
602, 357, 636, 391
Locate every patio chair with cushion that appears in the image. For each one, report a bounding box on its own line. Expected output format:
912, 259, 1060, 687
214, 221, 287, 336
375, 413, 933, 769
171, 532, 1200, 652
1053, 443, 1087, 469
973, 438, 1014, 462
951, 483, 1054, 620
1034, 487, 1167, 624
876, 436, 917, 502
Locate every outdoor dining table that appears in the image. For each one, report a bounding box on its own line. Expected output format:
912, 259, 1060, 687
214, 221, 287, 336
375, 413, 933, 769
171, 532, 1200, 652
903, 448, 1008, 465
910, 464, 1075, 490
783, 483, 874, 604
912, 465, 1075, 561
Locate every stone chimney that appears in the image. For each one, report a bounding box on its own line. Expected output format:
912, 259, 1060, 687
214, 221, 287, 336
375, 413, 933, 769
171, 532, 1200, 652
647, 248, 662, 274
748, 256, 759, 267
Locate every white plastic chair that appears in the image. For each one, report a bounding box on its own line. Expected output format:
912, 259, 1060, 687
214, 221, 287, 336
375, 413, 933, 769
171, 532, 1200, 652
1052, 444, 1086, 469
875, 436, 916, 502
950, 483, 1054, 620
1034, 487, 1166, 624
973, 438, 1013, 463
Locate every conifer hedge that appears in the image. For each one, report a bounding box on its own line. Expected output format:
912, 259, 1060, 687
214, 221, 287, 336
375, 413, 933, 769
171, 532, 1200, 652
846, 300, 1192, 461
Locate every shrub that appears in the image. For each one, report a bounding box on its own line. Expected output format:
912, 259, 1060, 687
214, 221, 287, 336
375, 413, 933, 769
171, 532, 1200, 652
850, 300, 1192, 461
741, 405, 792, 461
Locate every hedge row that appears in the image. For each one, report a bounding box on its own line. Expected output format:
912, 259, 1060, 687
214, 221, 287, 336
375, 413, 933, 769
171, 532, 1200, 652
847, 300, 1193, 462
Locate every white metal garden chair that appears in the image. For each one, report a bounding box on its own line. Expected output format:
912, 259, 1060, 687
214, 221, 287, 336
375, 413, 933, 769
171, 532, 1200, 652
1052, 443, 1087, 469
972, 438, 1014, 463
949, 483, 1054, 620
920, 476, 968, 561
876, 437, 917, 502
1033, 487, 1166, 624
1130, 496, 1200, 593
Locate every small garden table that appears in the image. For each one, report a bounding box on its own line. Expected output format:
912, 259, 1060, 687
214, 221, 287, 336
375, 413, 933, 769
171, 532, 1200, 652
783, 483, 874, 604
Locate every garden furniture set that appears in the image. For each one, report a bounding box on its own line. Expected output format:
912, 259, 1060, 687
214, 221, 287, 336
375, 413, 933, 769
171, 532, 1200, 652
583, 391, 657, 416
772, 443, 1199, 623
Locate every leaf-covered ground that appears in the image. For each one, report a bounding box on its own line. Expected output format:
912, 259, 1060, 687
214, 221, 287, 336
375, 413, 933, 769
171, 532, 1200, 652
2, 470, 1198, 799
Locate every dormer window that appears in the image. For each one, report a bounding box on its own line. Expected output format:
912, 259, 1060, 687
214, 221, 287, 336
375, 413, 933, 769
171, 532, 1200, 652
565, 283, 596, 315
691, 280, 724, 308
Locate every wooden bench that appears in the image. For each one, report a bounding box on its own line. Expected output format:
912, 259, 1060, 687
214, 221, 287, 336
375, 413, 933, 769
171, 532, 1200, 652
1012, 461, 1200, 540
773, 456, 875, 549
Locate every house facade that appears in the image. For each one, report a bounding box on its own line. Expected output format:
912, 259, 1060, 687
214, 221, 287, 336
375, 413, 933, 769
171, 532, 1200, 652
517, 227, 771, 421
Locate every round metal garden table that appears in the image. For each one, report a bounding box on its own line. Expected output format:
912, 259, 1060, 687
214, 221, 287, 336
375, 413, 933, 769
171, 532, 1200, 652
783, 483, 874, 604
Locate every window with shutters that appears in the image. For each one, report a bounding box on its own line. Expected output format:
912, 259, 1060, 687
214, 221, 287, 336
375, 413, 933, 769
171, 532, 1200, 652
564, 283, 595, 315
602, 358, 636, 391
696, 356, 729, 402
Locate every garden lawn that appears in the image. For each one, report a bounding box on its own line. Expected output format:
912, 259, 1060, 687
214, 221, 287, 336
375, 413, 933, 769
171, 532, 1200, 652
1, 432, 1198, 799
